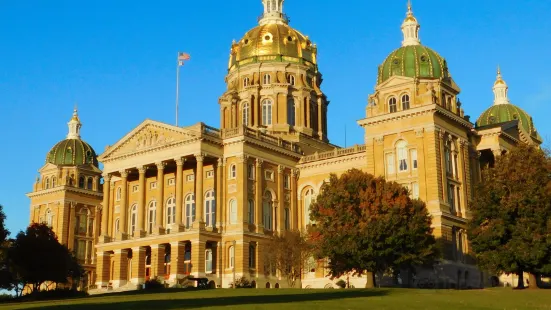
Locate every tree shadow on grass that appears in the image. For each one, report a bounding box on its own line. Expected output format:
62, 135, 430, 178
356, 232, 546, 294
22, 289, 389, 310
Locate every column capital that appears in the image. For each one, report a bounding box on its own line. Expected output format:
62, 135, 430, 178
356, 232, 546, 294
155, 162, 166, 170
119, 170, 129, 178
138, 166, 147, 174
277, 165, 284, 174
255, 158, 264, 167
195, 153, 206, 162
217, 157, 226, 167
238, 154, 248, 163
102, 173, 111, 181
291, 169, 300, 179
174, 157, 185, 166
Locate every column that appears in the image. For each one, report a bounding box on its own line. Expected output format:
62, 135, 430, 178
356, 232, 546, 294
255, 159, 263, 232
100, 174, 111, 238
216, 241, 223, 285
170, 242, 185, 284
253, 93, 259, 127
291, 169, 298, 230
136, 166, 147, 237
277, 165, 284, 233
151, 244, 166, 278
131, 246, 146, 285
68, 203, 76, 251
306, 97, 311, 128
221, 158, 227, 233
216, 159, 223, 229
191, 240, 206, 277
107, 180, 115, 237
195, 154, 205, 227
119, 170, 128, 239
317, 99, 323, 138
95, 251, 111, 288
239, 155, 248, 228
155, 162, 166, 233
438, 131, 448, 205
174, 158, 184, 228
112, 249, 129, 288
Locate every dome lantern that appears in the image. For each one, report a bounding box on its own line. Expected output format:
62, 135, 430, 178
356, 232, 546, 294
67, 106, 82, 139
401, 0, 421, 47
493, 66, 510, 105
259, 0, 288, 26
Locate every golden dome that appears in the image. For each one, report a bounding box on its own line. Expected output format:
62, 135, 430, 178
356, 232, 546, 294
228, 23, 317, 71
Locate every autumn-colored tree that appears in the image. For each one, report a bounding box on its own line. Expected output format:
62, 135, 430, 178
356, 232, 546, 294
468, 144, 551, 289
6, 223, 83, 294
310, 169, 438, 288
263, 230, 314, 287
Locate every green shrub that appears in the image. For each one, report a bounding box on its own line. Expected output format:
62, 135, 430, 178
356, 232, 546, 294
336, 279, 347, 289
144, 277, 165, 290
230, 277, 254, 288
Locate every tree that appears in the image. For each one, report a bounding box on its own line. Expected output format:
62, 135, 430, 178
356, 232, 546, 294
263, 230, 314, 288
0, 205, 8, 244
0, 205, 13, 292
468, 144, 551, 289
310, 169, 438, 288
6, 223, 83, 294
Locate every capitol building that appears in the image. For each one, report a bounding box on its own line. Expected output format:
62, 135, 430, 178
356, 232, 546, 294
27, 0, 541, 291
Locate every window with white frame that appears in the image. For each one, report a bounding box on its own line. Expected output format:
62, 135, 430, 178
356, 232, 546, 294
263, 192, 273, 230
396, 140, 408, 172
116, 187, 122, 201
304, 188, 314, 227
445, 139, 453, 174
287, 74, 295, 86
45, 177, 50, 189
243, 77, 250, 87
51, 177, 57, 188
229, 246, 235, 268
166, 197, 176, 226
185, 194, 196, 228
129, 204, 138, 235
229, 164, 237, 179
115, 218, 120, 234
386, 153, 396, 175
148, 201, 156, 234
168, 178, 175, 186
206, 170, 214, 179
411, 149, 418, 170
262, 99, 273, 126
263, 73, 271, 85
243, 102, 250, 126
205, 249, 213, 273
205, 190, 216, 227
186, 174, 194, 182
248, 199, 255, 224
229, 199, 238, 224
412, 182, 419, 199
389, 97, 397, 113
448, 184, 455, 212
150, 182, 157, 189
45, 209, 53, 227
401, 94, 410, 110
248, 164, 255, 180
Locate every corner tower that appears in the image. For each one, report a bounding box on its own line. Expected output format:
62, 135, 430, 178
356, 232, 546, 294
219, 0, 329, 143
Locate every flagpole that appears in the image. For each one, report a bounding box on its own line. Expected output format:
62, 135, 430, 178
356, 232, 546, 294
175, 52, 180, 127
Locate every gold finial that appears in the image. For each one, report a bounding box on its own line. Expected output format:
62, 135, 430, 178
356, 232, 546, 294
408, 0, 412, 13
497, 65, 501, 77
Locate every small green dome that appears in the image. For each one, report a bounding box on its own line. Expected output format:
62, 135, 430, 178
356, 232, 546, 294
46, 139, 98, 167
378, 45, 450, 85
476, 104, 541, 141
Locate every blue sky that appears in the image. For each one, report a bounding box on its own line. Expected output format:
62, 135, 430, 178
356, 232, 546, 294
1, 0, 550, 235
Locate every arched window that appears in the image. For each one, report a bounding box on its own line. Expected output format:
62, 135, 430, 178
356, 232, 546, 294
129, 204, 138, 235
249, 244, 256, 268
205, 249, 213, 273
205, 190, 216, 227
148, 201, 157, 234
389, 97, 397, 113
116, 187, 122, 201
288, 98, 296, 126
263, 73, 271, 85
262, 99, 273, 125
45, 177, 50, 189
229, 199, 237, 224
287, 74, 295, 86
401, 94, 410, 110
78, 208, 88, 234
87, 177, 93, 190
242, 102, 250, 126
166, 197, 176, 226
115, 218, 120, 234
45, 209, 53, 227
229, 164, 237, 179
51, 177, 56, 188
243, 77, 250, 87
79, 176, 85, 188
304, 188, 315, 226
248, 199, 255, 224
185, 194, 196, 228
229, 246, 235, 268
263, 192, 273, 230
396, 140, 408, 172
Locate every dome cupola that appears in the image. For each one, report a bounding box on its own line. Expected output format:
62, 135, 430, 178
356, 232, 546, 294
46, 108, 98, 167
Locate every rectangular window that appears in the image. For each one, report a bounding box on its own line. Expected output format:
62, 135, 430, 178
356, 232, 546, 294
284, 174, 290, 189
249, 245, 256, 269
454, 154, 459, 178
448, 184, 455, 212
386, 153, 395, 175
77, 240, 86, 260
456, 187, 461, 213
412, 182, 419, 199
248, 164, 255, 180
248, 200, 255, 224
132, 185, 139, 192
206, 170, 214, 179
411, 149, 418, 170
150, 182, 157, 190
265, 170, 274, 181
284, 208, 290, 230
205, 250, 213, 274
168, 178, 175, 186
186, 174, 195, 182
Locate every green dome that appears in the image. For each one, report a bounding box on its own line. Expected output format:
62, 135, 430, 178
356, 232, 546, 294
476, 104, 541, 141
377, 45, 450, 84
46, 139, 98, 167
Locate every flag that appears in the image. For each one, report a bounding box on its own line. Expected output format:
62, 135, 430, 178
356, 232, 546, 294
178, 52, 190, 66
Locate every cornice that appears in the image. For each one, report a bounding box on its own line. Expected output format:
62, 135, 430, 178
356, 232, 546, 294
27, 186, 104, 199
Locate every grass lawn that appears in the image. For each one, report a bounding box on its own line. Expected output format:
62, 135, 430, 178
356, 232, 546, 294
0, 288, 550, 310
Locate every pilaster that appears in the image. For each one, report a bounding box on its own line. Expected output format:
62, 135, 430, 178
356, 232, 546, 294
131, 246, 146, 285
100, 174, 111, 237
191, 241, 206, 277
194, 154, 205, 229
150, 244, 166, 279
118, 170, 129, 240
112, 249, 129, 288
95, 251, 111, 288
135, 166, 147, 238
170, 242, 186, 283
155, 162, 166, 234
255, 159, 264, 232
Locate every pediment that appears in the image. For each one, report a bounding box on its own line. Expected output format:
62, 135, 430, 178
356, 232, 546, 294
376, 75, 415, 89
39, 162, 59, 173
99, 120, 198, 160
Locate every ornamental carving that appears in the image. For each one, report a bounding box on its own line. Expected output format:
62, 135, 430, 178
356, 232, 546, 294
135, 129, 175, 150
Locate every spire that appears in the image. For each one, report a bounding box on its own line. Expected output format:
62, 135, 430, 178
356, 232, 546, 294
401, 0, 421, 46
493, 66, 510, 105
67, 106, 82, 139
259, 0, 288, 26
